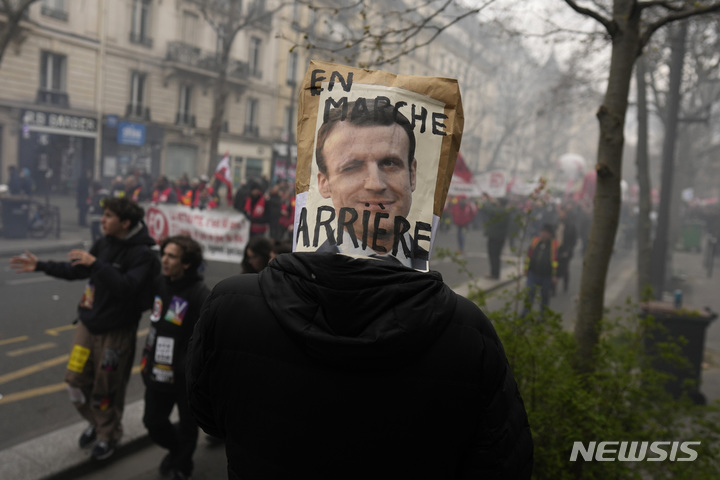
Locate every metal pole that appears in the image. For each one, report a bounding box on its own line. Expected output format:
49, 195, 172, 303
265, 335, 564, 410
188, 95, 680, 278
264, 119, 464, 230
284, 80, 296, 180
93, 0, 107, 182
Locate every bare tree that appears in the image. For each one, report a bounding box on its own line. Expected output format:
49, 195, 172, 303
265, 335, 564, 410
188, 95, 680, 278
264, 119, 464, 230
285, 0, 496, 68
198, 0, 498, 178
564, 0, 720, 374
634, 54, 654, 299
196, 0, 290, 178
0, 0, 39, 67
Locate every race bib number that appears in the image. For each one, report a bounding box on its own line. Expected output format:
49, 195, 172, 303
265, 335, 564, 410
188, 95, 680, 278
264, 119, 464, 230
154, 336, 174, 365
67, 344, 91, 373
152, 364, 174, 384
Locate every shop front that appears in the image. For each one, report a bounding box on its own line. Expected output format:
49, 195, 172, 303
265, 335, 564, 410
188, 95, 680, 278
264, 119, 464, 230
100, 115, 164, 184
18, 108, 97, 195
219, 140, 272, 190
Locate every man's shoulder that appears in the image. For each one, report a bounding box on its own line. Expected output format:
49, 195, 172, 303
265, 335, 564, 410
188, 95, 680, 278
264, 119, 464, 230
211, 273, 261, 297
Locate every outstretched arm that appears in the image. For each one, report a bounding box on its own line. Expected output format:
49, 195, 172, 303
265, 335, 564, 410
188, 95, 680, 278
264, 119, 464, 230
9, 250, 38, 273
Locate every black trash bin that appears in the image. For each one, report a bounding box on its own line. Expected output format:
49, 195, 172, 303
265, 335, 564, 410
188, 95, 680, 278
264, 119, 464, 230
1, 197, 29, 239
641, 301, 717, 405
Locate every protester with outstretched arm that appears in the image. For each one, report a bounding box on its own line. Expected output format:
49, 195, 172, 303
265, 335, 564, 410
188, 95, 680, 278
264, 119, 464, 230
9, 197, 158, 461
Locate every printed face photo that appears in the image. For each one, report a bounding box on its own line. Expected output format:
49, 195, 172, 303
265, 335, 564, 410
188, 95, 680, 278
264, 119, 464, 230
317, 121, 417, 250
296, 73, 455, 271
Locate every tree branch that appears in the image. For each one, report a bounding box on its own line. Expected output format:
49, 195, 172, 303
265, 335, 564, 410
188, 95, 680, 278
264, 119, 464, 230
637, 1, 685, 11
563, 0, 615, 35
641, 2, 720, 47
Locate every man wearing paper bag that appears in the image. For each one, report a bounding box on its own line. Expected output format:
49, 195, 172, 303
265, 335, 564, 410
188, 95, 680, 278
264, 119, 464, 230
186, 60, 533, 479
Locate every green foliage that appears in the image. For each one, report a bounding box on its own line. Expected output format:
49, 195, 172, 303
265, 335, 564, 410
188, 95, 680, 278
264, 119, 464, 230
486, 289, 720, 479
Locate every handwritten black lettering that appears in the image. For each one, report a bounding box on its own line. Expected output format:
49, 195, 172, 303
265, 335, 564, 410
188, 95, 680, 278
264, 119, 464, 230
371, 212, 390, 253
411, 104, 427, 133
392, 216, 412, 257
314, 206, 336, 247
321, 96, 447, 136
413, 222, 432, 260
296, 207, 310, 247
310, 69, 326, 97
311, 69, 354, 97
337, 207, 359, 247
432, 112, 448, 136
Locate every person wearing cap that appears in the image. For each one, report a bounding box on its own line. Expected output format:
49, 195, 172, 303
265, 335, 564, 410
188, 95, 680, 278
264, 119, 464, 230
521, 223, 559, 316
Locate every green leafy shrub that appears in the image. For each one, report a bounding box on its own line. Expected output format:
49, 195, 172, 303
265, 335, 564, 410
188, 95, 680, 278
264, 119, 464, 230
486, 288, 720, 479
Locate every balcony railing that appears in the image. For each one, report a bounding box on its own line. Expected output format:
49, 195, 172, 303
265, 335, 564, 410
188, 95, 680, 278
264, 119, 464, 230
244, 124, 259, 137
125, 103, 151, 121
166, 41, 202, 65
129, 31, 153, 48
36, 89, 69, 107
167, 42, 249, 80
41, 5, 68, 21
175, 112, 196, 127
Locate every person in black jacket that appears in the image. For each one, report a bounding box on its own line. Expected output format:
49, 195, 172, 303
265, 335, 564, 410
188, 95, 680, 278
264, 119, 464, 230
141, 235, 210, 480
186, 252, 533, 479
10, 197, 159, 461
555, 204, 578, 294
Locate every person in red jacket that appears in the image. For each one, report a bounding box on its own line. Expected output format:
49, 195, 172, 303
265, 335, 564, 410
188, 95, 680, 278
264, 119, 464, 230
449, 195, 477, 255
152, 176, 178, 204
243, 181, 269, 237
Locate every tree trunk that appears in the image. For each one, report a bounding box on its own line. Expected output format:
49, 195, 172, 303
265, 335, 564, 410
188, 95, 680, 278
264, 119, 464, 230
208, 50, 230, 176
0, 11, 22, 66
635, 55, 653, 300
652, 21, 688, 299
206, 1, 241, 178
573, 4, 642, 373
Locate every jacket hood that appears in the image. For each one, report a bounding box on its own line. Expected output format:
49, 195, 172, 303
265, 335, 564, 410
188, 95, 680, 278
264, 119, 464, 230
259, 253, 457, 370
108, 221, 156, 247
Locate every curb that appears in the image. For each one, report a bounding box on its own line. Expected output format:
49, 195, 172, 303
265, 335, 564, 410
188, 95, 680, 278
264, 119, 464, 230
0, 240, 87, 259
0, 399, 169, 480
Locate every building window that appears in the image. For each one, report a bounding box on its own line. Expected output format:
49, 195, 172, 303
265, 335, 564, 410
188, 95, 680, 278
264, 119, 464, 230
286, 51, 298, 85
40, 51, 66, 92
176, 85, 194, 126
244, 98, 259, 136
246, 157, 263, 181
127, 71, 148, 119
249, 37, 262, 78
37, 51, 68, 106
130, 0, 153, 48
41, 0, 68, 20
182, 11, 199, 45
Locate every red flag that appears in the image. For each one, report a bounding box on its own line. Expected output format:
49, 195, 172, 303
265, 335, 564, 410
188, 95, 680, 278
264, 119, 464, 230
214, 152, 233, 205
453, 153, 474, 183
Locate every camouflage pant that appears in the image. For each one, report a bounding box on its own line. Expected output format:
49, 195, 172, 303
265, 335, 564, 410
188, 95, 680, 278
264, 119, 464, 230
65, 322, 137, 444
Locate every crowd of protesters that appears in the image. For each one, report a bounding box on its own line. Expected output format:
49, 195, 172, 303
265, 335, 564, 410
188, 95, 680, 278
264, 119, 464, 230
77, 169, 297, 246
441, 190, 594, 313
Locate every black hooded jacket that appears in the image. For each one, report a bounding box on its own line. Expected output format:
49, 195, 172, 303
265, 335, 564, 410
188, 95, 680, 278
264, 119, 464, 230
187, 253, 533, 479
36, 222, 158, 334
141, 272, 210, 392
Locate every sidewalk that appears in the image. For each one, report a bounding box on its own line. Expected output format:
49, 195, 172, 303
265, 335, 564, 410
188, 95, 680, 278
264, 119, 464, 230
0, 194, 89, 258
